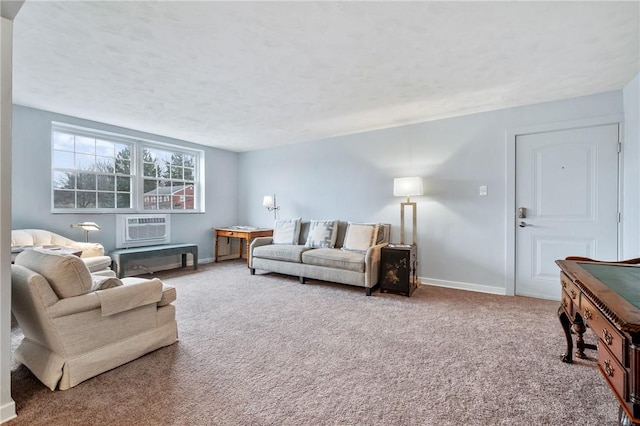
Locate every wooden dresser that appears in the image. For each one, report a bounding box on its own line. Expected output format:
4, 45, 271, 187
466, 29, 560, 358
556, 260, 640, 425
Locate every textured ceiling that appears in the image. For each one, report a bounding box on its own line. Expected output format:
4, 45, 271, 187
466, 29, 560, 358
12, 1, 640, 152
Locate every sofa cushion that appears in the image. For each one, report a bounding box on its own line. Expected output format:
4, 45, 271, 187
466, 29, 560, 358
273, 218, 302, 245
302, 248, 365, 273
305, 220, 339, 248
253, 244, 311, 263
15, 249, 93, 299
341, 223, 379, 253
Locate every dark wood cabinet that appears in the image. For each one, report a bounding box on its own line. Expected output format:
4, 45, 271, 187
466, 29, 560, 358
379, 244, 418, 296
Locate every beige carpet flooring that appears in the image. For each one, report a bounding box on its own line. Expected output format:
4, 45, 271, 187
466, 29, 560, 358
8, 260, 617, 425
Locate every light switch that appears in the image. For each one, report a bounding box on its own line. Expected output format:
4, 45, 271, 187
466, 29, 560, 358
479, 185, 488, 196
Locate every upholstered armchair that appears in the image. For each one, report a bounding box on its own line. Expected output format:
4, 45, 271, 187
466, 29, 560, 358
11, 249, 178, 390
11, 229, 112, 273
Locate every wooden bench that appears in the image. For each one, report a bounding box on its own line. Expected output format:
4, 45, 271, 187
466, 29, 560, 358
109, 243, 198, 278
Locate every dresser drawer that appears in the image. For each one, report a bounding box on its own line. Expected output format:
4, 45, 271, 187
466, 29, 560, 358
561, 272, 581, 310
583, 298, 626, 364
598, 343, 627, 402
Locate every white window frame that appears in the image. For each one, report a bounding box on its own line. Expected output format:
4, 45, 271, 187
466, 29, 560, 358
51, 122, 205, 214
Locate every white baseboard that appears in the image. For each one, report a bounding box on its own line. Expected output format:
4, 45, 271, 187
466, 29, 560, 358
0, 400, 16, 424
419, 277, 507, 296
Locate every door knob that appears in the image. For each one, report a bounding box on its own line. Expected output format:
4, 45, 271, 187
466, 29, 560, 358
519, 221, 527, 228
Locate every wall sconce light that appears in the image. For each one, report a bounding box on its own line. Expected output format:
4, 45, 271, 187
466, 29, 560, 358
70, 221, 101, 242
393, 177, 423, 246
263, 194, 280, 219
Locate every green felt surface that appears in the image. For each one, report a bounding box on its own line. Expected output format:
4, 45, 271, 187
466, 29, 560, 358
579, 263, 640, 309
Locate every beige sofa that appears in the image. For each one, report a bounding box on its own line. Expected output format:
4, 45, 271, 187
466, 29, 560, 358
249, 221, 390, 296
11, 249, 178, 390
11, 229, 112, 274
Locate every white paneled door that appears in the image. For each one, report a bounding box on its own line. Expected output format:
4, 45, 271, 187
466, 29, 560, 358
515, 124, 619, 299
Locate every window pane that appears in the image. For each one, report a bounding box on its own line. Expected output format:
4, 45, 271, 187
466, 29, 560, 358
76, 153, 95, 171
116, 193, 130, 208
95, 139, 114, 156
115, 158, 130, 174
77, 173, 96, 190
143, 161, 157, 177
75, 136, 95, 154
95, 156, 115, 173
53, 190, 75, 208
184, 196, 195, 210
97, 192, 115, 208
53, 132, 74, 151
77, 191, 96, 208
170, 166, 183, 179
183, 155, 195, 168
53, 171, 75, 189
97, 174, 114, 191
143, 179, 158, 194
115, 144, 130, 159
171, 154, 183, 166
184, 168, 194, 180
53, 150, 74, 169
116, 176, 130, 192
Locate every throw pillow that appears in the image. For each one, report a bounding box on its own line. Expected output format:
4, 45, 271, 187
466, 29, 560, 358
90, 275, 124, 292
341, 223, 379, 253
272, 218, 302, 245
305, 220, 339, 248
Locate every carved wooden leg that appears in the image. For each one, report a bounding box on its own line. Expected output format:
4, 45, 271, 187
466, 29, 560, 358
250, 268, 255, 275
558, 306, 573, 364
618, 406, 639, 426
572, 316, 588, 359
366, 287, 372, 296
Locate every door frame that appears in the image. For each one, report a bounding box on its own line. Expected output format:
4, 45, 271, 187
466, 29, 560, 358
505, 114, 624, 296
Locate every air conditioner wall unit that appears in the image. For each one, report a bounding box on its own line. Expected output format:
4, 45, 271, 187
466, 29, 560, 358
116, 214, 171, 248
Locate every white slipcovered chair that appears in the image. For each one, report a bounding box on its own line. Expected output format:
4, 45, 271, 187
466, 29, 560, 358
11, 229, 112, 274
11, 248, 178, 390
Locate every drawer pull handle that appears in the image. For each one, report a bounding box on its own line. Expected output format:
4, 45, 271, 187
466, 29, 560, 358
584, 308, 592, 320
562, 299, 568, 309
562, 281, 567, 288
570, 289, 577, 300
604, 359, 614, 377
603, 328, 613, 346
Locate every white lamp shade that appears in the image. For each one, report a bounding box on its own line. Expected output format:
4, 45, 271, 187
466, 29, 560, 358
262, 196, 274, 208
393, 177, 423, 197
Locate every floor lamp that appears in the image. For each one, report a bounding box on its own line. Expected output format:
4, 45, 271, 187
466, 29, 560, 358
393, 177, 423, 245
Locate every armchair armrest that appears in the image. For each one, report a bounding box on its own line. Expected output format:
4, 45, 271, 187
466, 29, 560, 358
46, 279, 163, 318
96, 278, 163, 316
47, 293, 101, 319
364, 242, 389, 288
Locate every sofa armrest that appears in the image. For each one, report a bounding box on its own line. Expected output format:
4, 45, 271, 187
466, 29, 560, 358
249, 237, 274, 268
364, 242, 388, 288
67, 241, 105, 258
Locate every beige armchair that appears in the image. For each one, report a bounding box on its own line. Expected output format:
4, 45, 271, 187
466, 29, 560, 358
11, 248, 178, 390
11, 229, 112, 273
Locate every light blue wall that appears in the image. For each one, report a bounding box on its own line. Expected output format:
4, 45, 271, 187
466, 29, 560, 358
623, 72, 640, 258
12, 105, 239, 262
238, 91, 626, 292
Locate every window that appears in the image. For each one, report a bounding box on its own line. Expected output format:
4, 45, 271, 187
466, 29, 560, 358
51, 123, 204, 213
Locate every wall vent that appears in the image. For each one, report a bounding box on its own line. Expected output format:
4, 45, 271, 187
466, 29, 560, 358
116, 214, 170, 248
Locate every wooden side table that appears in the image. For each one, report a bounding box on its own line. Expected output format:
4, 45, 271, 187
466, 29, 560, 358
214, 227, 273, 266
379, 244, 419, 296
